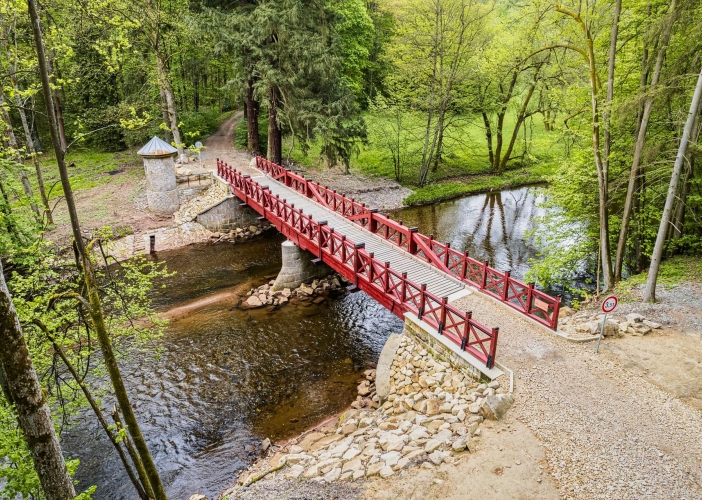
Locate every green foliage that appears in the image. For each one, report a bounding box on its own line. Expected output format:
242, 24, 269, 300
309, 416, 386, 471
0, 398, 93, 499
0, 400, 43, 499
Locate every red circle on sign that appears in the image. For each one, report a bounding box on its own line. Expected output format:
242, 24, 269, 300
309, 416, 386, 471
601, 295, 618, 313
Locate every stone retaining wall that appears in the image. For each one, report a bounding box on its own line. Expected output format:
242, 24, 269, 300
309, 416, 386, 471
195, 196, 261, 232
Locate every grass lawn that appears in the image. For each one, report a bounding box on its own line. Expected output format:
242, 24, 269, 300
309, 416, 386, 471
273, 110, 565, 205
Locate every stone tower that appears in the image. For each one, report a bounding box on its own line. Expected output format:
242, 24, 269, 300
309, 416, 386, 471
137, 136, 180, 214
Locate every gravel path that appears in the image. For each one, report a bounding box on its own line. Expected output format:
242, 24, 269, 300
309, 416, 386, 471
453, 291, 702, 499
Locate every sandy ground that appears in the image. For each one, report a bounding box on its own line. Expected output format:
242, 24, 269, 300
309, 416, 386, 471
362, 419, 559, 499
448, 289, 702, 499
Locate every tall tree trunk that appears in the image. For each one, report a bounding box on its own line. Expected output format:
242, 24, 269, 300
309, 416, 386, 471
556, 5, 614, 290
643, 66, 702, 302
0, 261, 76, 500
0, 86, 41, 219
246, 78, 260, 153
482, 112, 495, 168
45, 57, 67, 153
157, 53, 184, 158
672, 159, 692, 241
28, 3, 169, 498
497, 68, 541, 173
2, 20, 52, 222
615, 0, 676, 281
267, 86, 282, 164
159, 88, 172, 143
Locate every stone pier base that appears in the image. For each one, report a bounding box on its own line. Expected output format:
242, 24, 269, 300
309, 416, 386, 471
272, 241, 333, 291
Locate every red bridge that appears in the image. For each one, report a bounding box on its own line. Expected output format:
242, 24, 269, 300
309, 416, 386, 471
217, 158, 561, 370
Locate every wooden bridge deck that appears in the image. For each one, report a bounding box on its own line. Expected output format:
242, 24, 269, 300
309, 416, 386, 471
253, 174, 467, 300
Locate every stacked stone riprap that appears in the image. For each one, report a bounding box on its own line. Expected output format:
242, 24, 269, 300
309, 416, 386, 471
173, 181, 230, 225
243, 275, 347, 309
559, 308, 663, 337
233, 336, 513, 489
206, 223, 272, 244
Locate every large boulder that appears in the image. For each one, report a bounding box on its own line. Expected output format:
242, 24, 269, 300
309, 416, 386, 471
479, 393, 514, 420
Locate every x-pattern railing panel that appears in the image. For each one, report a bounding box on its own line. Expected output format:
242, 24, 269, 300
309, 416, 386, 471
220, 160, 501, 367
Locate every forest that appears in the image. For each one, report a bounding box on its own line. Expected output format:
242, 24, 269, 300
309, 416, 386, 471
1, 0, 701, 497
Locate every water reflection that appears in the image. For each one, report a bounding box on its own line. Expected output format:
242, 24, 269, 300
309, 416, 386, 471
394, 186, 546, 280
62, 236, 402, 499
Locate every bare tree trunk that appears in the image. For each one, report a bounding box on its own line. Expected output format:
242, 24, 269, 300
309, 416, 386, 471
615, 0, 676, 281
267, 86, 282, 164
0, 86, 41, 219
482, 112, 495, 167
643, 66, 702, 302
45, 56, 67, 153
28, 3, 169, 498
1, 20, 52, 222
159, 87, 172, 143
556, 5, 614, 290
246, 78, 260, 153
672, 159, 692, 241
157, 54, 184, 158
0, 261, 76, 499
497, 68, 541, 173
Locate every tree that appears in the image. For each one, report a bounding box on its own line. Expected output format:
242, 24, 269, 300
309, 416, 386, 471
27, 0, 168, 497
387, 0, 492, 186
642, 65, 702, 302
614, 0, 678, 282
555, 1, 615, 291
0, 260, 76, 499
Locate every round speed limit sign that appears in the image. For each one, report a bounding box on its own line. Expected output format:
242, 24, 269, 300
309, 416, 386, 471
601, 295, 618, 314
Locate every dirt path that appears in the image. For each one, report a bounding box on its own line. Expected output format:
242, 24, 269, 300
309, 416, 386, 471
451, 291, 702, 499
199, 111, 257, 175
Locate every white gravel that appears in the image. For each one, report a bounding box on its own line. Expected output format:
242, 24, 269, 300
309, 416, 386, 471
453, 291, 702, 499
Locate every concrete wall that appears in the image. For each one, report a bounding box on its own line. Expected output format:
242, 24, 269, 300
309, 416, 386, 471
195, 196, 261, 232
272, 240, 333, 291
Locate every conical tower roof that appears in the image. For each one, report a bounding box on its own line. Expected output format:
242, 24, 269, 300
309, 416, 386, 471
137, 136, 178, 157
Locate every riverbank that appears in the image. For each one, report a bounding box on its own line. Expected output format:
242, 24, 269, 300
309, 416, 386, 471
216, 335, 544, 500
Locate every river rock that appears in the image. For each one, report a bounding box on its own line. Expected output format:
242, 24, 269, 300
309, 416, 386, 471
479, 393, 514, 420
643, 319, 662, 329
188, 495, 207, 500
626, 313, 645, 323
245, 295, 263, 307
366, 462, 384, 477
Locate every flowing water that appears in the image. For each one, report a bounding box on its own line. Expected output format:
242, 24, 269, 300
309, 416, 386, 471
63, 236, 403, 499
63, 185, 546, 499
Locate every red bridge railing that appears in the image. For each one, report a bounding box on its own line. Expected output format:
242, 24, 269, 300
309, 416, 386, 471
219, 159, 500, 369
254, 156, 561, 330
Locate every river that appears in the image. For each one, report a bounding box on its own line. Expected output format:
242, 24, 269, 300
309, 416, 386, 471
63, 185, 545, 498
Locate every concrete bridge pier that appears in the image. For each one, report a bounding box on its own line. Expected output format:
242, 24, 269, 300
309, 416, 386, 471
272, 240, 333, 291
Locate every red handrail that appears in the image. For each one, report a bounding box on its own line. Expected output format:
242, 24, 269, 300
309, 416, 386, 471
253, 156, 561, 330
219, 159, 500, 368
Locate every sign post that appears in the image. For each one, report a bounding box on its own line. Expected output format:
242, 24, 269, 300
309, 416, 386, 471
195, 141, 203, 168
596, 295, 618, 353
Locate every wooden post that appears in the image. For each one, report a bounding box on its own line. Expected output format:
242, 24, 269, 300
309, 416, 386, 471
369, 208, 378, 233
408, 227, 419, 254
383, 262, 390, 292
502, 271, 511, 301
481, 261, 489, 289
439, 297, 447, 335
526, 283, 535, 313
488, 327, 500, 369
444, 242, 450, 267
317, 221, 328, 259
368, 252, 374, 283
418, 284, 427, 320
